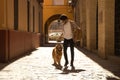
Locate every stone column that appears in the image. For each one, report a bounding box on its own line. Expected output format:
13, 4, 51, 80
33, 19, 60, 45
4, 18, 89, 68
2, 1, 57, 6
80, 0, 87, 48
86, 0, 97, 51
98, 0, 114, 58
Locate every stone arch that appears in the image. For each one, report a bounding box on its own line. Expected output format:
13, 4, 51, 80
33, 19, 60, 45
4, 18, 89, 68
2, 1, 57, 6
44, 14, 61, 45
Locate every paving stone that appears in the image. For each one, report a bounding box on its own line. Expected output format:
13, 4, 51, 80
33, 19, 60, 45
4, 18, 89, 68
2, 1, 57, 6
0, 47, 120, 80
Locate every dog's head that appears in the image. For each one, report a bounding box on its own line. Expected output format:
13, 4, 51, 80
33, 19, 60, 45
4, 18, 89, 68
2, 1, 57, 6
56, 43, 62, 51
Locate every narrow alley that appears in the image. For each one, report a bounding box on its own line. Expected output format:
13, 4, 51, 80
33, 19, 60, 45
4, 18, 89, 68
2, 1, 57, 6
0, 47, 120, 80
0, 0, 120, 80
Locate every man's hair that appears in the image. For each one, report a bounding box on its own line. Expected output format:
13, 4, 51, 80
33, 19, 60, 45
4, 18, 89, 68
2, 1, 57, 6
59, 15, 68, 20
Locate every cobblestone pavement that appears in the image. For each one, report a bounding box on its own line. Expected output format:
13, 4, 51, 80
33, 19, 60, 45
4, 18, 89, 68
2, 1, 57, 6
0, 47, 120, 80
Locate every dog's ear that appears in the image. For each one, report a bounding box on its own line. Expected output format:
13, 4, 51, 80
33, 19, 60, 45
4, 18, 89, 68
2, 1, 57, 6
55, 44, 59, 49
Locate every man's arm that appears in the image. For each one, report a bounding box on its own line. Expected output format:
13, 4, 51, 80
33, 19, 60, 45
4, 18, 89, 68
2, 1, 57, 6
70, 21, 81, 30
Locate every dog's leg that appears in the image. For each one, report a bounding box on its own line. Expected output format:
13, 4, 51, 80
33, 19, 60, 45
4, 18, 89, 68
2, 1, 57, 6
52, 49, 57, 66
57, 60, 62, 70
58, 61, 61, 66
58, 56, 62, 67
59, 54, 62, 66
53, 59, 56, 65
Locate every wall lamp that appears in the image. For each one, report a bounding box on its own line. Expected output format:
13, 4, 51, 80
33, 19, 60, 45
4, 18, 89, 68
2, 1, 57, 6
68, 0, 72, 6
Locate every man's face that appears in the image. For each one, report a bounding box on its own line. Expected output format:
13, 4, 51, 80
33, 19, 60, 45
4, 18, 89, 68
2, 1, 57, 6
62, 19, 68, 24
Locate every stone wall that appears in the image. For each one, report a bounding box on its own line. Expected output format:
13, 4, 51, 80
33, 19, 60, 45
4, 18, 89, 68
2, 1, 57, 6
0, 30, 40, 62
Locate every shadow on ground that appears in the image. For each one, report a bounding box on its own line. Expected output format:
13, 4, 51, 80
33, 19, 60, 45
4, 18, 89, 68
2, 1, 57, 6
107, 77, 120, 80
76, 46, 120, 78
0, 48, 38, 71
60, 66, 85, 74
52, 64, 85, 74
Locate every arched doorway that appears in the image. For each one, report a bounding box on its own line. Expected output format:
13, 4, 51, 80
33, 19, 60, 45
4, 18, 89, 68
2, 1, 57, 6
48, 20, 63, 43
44, 14, 62, 46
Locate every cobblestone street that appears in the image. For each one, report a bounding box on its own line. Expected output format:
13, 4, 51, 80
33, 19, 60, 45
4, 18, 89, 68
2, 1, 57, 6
0, 47, 120, 80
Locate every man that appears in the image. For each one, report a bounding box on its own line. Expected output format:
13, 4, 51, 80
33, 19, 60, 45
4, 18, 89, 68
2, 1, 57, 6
59, 14, 81, 68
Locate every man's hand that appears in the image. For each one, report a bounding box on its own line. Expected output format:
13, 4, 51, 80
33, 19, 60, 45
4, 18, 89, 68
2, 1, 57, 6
57, 33, 63, 42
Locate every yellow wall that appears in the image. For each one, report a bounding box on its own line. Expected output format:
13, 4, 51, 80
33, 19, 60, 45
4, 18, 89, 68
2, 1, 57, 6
0, 0, 41, 32
44, 0, 53, 5
19, 0, 27, 31
7, 0, 14, 30
86, 0, 97, 51
34, 0, 39, 33
43, 0, 73, 32
0, 0, 5, 29
19, 0, 40, 32
29, 0, 40, 32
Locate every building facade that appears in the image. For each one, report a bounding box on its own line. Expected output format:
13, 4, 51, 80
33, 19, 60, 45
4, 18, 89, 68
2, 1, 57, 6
73, 0, 120, 59
42, 0, 74, 45
0, 0, 43, 62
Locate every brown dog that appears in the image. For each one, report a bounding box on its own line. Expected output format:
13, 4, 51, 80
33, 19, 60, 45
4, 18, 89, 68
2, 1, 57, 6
52, 43, 62, 67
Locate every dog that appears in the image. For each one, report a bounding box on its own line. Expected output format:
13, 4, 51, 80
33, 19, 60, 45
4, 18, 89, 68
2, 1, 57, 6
52, 43, 62, 67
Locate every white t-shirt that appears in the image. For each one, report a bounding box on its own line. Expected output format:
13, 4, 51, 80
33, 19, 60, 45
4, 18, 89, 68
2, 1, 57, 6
63, 21, 73, 39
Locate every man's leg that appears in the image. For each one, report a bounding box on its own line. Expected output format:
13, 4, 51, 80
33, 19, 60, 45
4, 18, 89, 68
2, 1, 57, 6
70, 39, 74, 66
63, 39, 68, 66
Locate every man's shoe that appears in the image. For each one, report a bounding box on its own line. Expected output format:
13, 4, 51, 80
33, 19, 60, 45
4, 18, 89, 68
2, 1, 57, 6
64, 62, 68, 66
63, 66, 68, 71
70, 63, 74, 67
71, 66, 75, 71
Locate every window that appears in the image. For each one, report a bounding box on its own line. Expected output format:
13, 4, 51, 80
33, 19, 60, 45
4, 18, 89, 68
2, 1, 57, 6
33, 6, 35, 32
14, 0, 18, 30
53, 0, 64, 5
27, 0, 30, 32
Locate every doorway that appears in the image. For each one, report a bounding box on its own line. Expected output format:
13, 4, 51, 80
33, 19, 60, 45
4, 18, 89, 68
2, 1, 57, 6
44, 14, 62, 46
115, 0, 120, 56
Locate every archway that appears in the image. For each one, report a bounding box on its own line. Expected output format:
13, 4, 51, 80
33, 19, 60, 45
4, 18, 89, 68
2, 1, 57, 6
44, 14, 62, 46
